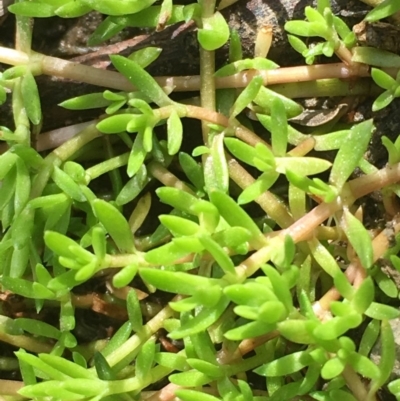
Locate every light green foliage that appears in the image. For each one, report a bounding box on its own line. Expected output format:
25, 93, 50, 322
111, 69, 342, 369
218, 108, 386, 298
371, 68, 400, 111
285, 3, 356, 64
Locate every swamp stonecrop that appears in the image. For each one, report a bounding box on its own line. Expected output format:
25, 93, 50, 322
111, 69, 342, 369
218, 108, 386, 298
0, 0, 400, 401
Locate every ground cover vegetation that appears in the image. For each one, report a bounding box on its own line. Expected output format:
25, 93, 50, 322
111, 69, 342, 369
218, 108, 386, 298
1, 0, 400, 400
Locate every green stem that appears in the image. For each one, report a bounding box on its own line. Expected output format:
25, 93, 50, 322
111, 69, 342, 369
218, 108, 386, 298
104, 302, 174, 368
199, 0, 217, 148
86, 152, 129, 182
106, 365, 173, 394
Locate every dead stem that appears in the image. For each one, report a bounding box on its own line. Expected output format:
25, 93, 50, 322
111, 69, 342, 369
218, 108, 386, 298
0, 380, 24, 397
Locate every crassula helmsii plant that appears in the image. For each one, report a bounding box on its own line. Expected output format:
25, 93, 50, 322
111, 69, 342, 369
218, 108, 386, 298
1, 0, 400, 400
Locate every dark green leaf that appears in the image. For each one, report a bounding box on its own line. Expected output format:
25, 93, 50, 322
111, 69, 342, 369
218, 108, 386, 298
94, 352, 116, 380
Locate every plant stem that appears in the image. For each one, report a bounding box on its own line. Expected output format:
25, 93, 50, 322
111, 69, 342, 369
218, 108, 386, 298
105, 302, 175, 368
0, 379, 24, 397
0, 46, 374, 92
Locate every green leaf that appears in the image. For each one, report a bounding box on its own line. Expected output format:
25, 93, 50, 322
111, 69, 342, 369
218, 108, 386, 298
128, 47, 162, 68
144, 241, 192, 265
136, 337, 156, 382
60, 93, 111, 110
373, 268, 398, 298
116, 164, 149, 206
113, 261, 138, 288
101, 321, 133, 357
92, 199, 135, 253
91, 226, 107, 260
167, 110, 183, 155
15, 353, 68, 381
229, 76, 263, 120
14, 159, 31, 215
255, 87, 303, 118
321, 357, 345, 379
198, 11, 230, 51
371, 68, 397, 90
238, 171, 280, 204
80, 0, 156, 15
348, 352, 381, 380
285, 21, 320, 37
262, 264, 293, 312
215, 57, 278, 77
204, 133, 229, 194
198, 234, 235, 274
14, 318, 60, 339
128, 130, 147, 177
372, 90, 394, 112
179, 152, 205, 191
342, 209, 373, 269
170, 370, 212, 386
382, 136, 400, 166
0, 86, 7, 105
351, 277, 374, 314
154, 352, 188, 370
209, 190, 266, 247
159, 215, 200, 236
224, 137, 257, 167
186, 359, 222, 378
329, 119, 374, 191
94, 352, 115, 381
365, 302, 400, 320
39, 354, 94, 379
255, 351, 310, 377
21, 72, 42, 125
127, 289, 142, 332
275, 157, 331, 175
365, 0, 400, 22
44, 230, 79, 259
277, 319, 318, 344
8, 2, 56, 17
371, 320, 396, 390
359, 319, 380, 356
1, 277, 55, 299
270, 97, 288, 157
156, 187, 202, 215
228, 29, 243, 63
313, 314, 362, 341
52, 167, 86, 202
224, 281, 278, 306
110, 55, 173, 107
288, 35, 308, 54
139, 268, 219, 296
352, 46, 400, 68
55, 1, 92, 17
169, 297, 229, 339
